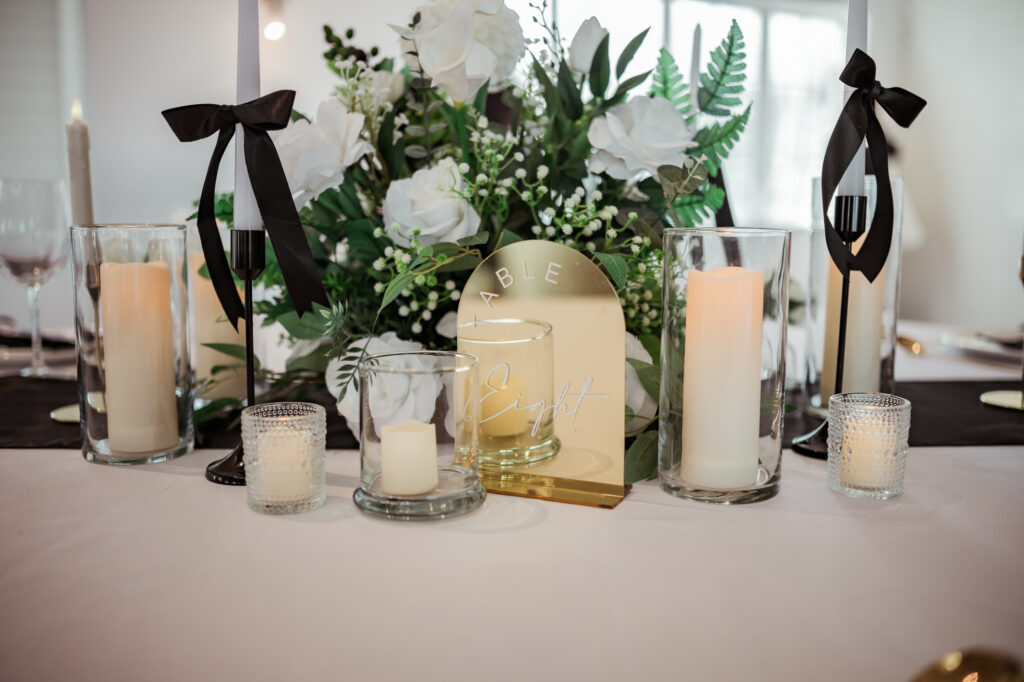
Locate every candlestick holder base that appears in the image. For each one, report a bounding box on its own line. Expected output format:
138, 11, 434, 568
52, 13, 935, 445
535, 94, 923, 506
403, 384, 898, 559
791, 419, 828, 459
206, 443, 246, 485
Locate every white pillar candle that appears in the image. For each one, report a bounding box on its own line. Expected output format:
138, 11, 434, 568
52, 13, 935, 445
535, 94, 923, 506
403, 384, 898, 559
254, 429, 317, 502
100, 262, 178, 453
838, 0, 867, 196
190, 250, 246, 399
66, 99, 93, 225
820, 240, 885, 400
681, 267, 763, 489
380, 419, 439, 496
234, 0, 262, 231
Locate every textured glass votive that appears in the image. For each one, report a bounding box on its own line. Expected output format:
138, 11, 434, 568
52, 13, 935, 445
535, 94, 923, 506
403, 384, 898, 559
827, 393, 911, 500
658, 228, 791, 504
353, 351, 485, 520
242, 402, 327, 514
457, 319, 560, 468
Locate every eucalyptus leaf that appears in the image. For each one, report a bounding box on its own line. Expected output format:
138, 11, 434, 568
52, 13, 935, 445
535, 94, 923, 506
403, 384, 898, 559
595, 252, 628, 289
627, 358, 661, 403
625, 429, 659, 483
616, 28, 650, 79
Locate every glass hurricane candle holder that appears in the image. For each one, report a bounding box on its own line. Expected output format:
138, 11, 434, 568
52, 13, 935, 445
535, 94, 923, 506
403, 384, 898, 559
658, 228, 791, 504
457, 319, 560, 468
827, 393, 911, 500
70, 225, 193, 465
242, 402, 327, 514
804, 176, 905, 418
353, 351, 485, 520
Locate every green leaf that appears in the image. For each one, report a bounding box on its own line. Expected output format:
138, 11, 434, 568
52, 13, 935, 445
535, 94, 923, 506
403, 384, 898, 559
286, 343, 330, 373
456, 232, 490, 247
379, 271, 416, 310
698, 20, 746, 117
609, 69, 653, 104
589, 33, 611, 99
557, 60, 583, 119
638, 333, 661, 366
532, 60, 560, 115
658, 159, 708, 202
289, 109, 310, 123
495, 230, 523, 249
627, 358, 660, 403
595, 252, 628, 289
625, 429, 658, 484
672, 183, 726, 226
690, 104, 751, 175
201, 343, 246, 362
629, 216, 663, 250
649, 48, 690, 117
616, 27, 650, 79
276, 310, 329, 340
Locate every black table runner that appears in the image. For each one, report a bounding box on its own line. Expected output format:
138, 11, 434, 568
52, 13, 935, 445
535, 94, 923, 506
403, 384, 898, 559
0, 377, 1020, 451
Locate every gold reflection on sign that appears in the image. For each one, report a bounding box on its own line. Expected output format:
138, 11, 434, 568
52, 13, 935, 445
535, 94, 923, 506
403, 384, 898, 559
458, 240, 627, 508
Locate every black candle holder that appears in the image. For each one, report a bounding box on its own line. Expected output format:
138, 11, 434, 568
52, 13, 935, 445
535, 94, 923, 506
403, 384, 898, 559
206, 229, 265, 485
792, 195, 867, 459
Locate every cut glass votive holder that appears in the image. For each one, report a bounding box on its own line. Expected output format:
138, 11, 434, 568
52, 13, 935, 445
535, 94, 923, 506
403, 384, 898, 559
827, 393, 911, 500
353, 351, 486, 520
457, 318, 560, 468
242, 402, 327, 514
658, 228, 791, 504
70, 225, 193, 465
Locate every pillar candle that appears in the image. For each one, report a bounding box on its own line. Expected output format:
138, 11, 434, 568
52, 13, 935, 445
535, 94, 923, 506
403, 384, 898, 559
480, 370, 528, 437
837, 423, 898, 489
100, 262, 178, 453
681, 267, 763, 488
66, 99, 93, 225
380, 419, 439, 496
253, 430, 317, 501
234, 0, 261, 230
190, 250, 246, 399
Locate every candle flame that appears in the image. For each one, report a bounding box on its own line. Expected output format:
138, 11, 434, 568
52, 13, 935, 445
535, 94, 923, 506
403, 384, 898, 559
71, 99, 83, 122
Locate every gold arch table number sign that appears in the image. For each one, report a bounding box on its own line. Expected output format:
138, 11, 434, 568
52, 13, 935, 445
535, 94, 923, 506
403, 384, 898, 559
457, 240, 628, 508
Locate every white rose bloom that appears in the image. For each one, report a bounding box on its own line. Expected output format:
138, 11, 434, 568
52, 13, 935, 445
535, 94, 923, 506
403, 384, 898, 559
587, 96, 696, 180
435, 310, 459, 339
382, 157, 481, 247
274, 98, 374, 208
568, 17, 608, 74
400, 0, 524, 101
325, 332, 437, 440
625, 332, 658, 435
367, 70, 406, 105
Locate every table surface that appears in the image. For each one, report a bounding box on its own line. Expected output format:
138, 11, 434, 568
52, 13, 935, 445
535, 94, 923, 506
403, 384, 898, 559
1, 321, 1022, 682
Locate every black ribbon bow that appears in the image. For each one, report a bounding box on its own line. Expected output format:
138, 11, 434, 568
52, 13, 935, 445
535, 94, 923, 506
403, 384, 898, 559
162, 90, 328, 328
821, 49, 926, 281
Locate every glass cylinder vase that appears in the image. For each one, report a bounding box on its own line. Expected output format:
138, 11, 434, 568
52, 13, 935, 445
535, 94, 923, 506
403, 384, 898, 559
658, 228, 791, 504
70, 225, 193, 464
457, 319, 560, 468
353, 351, 485, 520
804, 176, 905, 418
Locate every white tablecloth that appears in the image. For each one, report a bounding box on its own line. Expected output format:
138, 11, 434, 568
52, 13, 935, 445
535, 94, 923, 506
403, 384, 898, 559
1, 322, 1022, 682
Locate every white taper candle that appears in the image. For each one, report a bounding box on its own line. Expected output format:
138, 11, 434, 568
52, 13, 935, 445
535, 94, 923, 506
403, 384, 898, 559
235, 0, 261, 230
837, 0, 867, 197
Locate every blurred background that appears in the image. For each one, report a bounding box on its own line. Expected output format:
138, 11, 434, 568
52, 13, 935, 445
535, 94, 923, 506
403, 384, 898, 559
1, 0, 1022, 332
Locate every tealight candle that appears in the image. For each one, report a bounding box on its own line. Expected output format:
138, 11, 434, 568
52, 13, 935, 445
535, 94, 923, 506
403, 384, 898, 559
680, 266, 764, 489
252, 429, 318, 502
380, 419, 439, 496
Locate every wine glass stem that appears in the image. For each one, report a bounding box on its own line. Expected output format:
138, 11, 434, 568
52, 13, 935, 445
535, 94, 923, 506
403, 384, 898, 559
26, 284, 43, 374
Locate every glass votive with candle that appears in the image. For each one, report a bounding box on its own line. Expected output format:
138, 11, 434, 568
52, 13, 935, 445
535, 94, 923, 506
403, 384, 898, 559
658, 227, 791, 504
241, 402, 327, 514
70, 225, 193, 465
353, 351, 485, 520
827, 393, 911, 500
456, 319, 560, 468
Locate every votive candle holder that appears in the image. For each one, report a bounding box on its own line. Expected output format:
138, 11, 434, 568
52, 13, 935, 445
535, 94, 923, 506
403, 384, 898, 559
242, 402, 327, 514
827, 392, 911, 500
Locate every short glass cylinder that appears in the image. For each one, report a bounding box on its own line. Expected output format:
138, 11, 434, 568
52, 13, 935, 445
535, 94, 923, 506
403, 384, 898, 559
457, 319, 560, 468
658, 228, 791, 504
804, 177, 905, 418
353, 351, 485, 520
827, 393, 911, 500
70, 225, 193, 465
242, 402, 327, 514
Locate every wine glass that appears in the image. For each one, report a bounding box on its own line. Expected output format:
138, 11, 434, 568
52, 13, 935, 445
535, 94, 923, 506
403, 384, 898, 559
0, 179, 70, 377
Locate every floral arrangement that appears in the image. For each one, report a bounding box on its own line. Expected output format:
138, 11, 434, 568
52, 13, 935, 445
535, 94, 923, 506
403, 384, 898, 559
203, 0, 751, 482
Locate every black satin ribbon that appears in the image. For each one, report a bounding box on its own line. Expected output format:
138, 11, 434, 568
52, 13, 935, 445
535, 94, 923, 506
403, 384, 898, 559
820, 49, 926, 281
162, 90, 328, 328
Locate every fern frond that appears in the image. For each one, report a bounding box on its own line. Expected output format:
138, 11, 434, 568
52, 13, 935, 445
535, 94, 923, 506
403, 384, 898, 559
649, 48, 691, 118
698, 20, 746, 117
690, 104, 751, 175
672, 184, 726, 226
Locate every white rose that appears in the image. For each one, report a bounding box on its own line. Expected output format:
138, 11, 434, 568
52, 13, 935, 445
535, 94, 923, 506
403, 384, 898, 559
588, 96, 696, 180
400, 0, 524, 101
568, 17, 608, 74
325, 332, 437, 440
382, 157, 481, 247
367, 70, 405, 105
435, 310, 459, 339
625, 332, 658, 435
274, 99, 374, 208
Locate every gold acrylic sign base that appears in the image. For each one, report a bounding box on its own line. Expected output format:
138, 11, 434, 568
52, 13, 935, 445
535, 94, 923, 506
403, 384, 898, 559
478, 468, 630, 509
